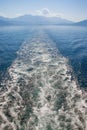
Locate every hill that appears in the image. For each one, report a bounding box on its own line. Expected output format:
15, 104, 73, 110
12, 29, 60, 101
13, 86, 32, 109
0, 15, 73, 26
74, 19, 87, 26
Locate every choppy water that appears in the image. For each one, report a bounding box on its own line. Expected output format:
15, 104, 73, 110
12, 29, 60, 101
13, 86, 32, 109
0, 26, 87, 130
0, 26, 35, 80
0, 26, 87, 87
46, 26, 87, 88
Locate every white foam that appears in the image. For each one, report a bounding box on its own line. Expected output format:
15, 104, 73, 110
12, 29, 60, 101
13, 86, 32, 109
0, 31, 87, 130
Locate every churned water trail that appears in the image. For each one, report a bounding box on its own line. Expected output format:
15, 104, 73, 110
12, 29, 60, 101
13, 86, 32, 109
0, 30, 87, 130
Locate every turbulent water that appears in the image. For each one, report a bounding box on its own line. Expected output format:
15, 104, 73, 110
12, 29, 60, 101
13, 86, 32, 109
46, 26, 87, 88
0, 30, 87, 130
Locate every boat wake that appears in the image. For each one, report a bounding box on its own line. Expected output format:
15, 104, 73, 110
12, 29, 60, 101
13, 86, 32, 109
0, 31, 87, 130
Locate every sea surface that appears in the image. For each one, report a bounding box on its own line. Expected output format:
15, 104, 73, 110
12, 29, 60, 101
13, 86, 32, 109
0, 25, 87, 88
0, 26, 87, 130
0, 26, 35, 80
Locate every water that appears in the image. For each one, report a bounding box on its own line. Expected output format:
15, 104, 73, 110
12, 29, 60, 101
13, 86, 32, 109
46, 26, 87, 88
0, 26, 35, 80
0, 26, 87, 130
0, 26, 87, 88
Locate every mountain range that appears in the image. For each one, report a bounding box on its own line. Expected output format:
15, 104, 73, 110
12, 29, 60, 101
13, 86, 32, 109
0, 15, 87, 26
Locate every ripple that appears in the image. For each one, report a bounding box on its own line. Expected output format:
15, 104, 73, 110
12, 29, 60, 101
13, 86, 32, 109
0, 31, 87, 130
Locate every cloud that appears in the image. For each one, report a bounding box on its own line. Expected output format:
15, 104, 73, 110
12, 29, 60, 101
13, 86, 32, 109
36, 8, 63, 18
36, 8, 50, 16
42, 8, 50, 15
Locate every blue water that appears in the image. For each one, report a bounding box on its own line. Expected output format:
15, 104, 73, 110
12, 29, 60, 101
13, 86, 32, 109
46, 26, 87, 88
0, 26, 35, 80
0, 25, 87, 88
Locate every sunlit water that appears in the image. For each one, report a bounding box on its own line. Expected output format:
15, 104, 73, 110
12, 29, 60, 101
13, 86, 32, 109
0, 26, 35, 80
0, 26, 87, 130
0, 26, 87, 87
46, 26, 87, 88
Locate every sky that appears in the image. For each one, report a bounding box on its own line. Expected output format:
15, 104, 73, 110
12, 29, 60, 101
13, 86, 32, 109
0, 0, 87, 22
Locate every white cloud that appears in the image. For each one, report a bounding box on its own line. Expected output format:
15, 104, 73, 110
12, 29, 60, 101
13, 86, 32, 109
41, 8, 50, 15
36, 8, 63, 18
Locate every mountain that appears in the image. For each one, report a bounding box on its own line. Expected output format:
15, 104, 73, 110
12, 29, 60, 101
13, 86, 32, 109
12, 15, 73, 25
0, 16, 9, 21
75, 20, 87, 26
0, 20, 10, 26
0, 15, 73, 26
0, 16, 12, 26
0, 15, 87, 26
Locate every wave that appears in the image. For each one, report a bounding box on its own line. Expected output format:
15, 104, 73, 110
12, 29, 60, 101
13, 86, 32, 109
0, 30, 87, 130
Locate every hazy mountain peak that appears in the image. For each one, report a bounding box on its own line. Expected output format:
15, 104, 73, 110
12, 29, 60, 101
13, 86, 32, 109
1, 14, 87, 26
75, 19, 87, 26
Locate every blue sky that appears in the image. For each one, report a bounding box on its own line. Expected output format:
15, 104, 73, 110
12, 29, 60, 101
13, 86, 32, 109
0, 0, 87, 22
